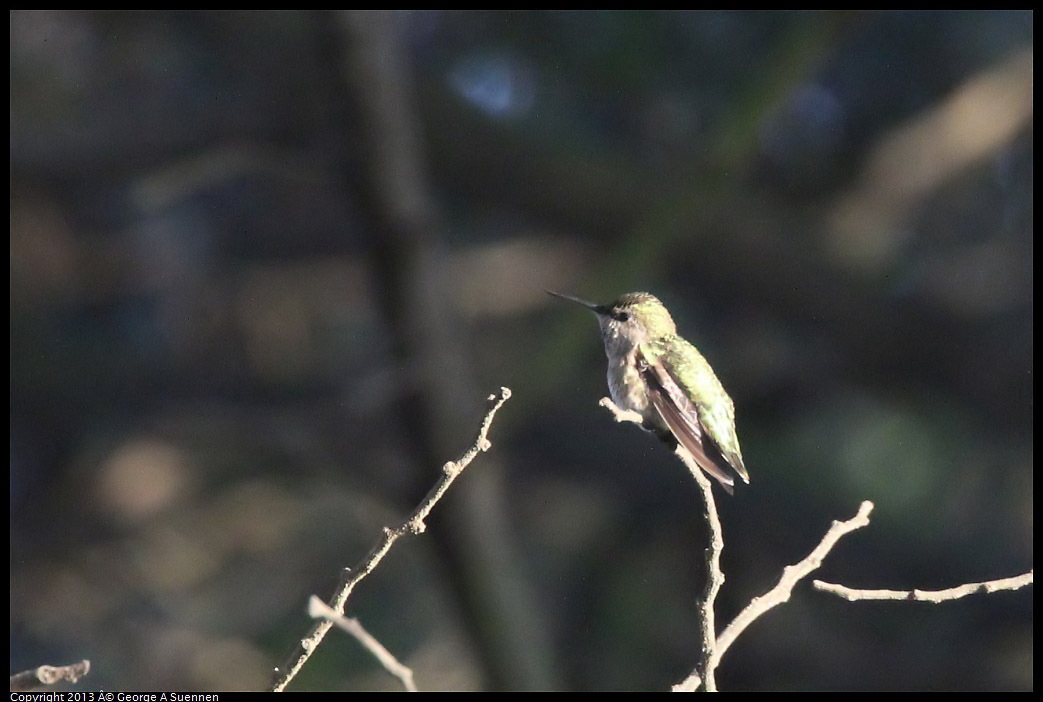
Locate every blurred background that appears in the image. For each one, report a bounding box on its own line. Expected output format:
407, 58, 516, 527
9, 10, 1032, 692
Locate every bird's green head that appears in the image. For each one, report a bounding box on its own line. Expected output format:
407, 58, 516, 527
547, 290, 677, 352
609, 292, 677, 339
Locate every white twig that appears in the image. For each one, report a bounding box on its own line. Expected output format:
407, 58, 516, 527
309, 596, 418, 692
598, 397, 726, 692
814, 570, 1033, 602
272, 387, 512, 692
675, 501, 876, 691
715, 501, 874, 661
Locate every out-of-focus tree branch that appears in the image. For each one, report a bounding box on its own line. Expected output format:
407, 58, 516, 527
331, 10, 555, 690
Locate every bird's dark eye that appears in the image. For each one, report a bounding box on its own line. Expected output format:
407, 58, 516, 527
615, 311, 630, 322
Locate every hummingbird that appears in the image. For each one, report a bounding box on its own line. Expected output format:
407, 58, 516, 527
548, 291, 749, 494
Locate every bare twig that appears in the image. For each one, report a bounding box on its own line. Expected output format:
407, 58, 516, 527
597, 396, 647, 425
673, 444, 725, 692
10, 660, 91, 691
309, 596, 418, 692
715, 501, 874, 660
814, 570, 1033, 602
272, 387, 512, 692
598, 397, 726, 692
675, 501, 875, 691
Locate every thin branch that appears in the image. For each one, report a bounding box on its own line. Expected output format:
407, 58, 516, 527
598, 397, 725, 692
713, 501, 874, 663
9, 660, 91, 691
597, 396, 647, 425
272, 387, 512, 692
309, 596, 418, 692
675, 444, 725, 692
675, 501, 876, 691
813, 570, 1033, 602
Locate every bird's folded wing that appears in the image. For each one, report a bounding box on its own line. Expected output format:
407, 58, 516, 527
638, 350, 735, 493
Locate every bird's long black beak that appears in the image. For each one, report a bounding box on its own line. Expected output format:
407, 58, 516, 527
545, 290, 607, 315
